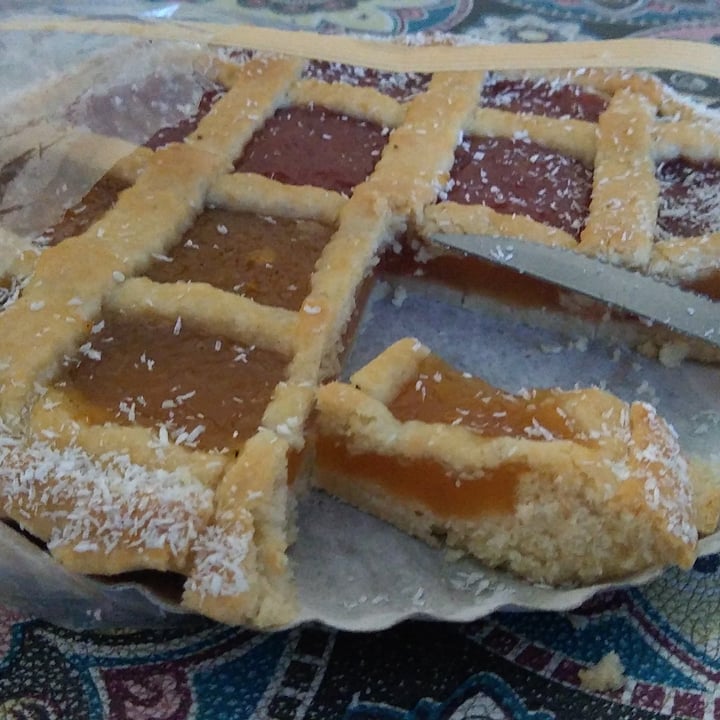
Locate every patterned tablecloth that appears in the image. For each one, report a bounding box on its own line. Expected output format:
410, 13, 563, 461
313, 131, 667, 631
1, 1, 719, 718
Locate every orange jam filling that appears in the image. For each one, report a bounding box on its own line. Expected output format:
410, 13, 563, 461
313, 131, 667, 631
43, 174, 130, 246
145, 209, 333, 311
59, 310, 288, 452
317, 354, 598, 518
316, 437, 525, 517
388, 354, 583, 441
380, 237, 566, 310
681, 270, 720, 301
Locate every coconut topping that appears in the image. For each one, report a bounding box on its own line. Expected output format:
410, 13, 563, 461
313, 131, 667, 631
0, 431, 213, 560
447, 135, 592, 239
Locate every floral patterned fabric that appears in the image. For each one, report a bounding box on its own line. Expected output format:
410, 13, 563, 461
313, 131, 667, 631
1, 1, 719, 718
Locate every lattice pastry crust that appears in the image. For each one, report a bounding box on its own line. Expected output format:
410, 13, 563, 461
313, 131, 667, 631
0, 43, 718, 626
420, 68, 720, 283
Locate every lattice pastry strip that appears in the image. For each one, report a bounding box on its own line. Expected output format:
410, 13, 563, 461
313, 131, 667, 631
184, 427, 295, 625
578, 88, 659, 267
208, 173, 346, 226
466, 108, 597, 167
288, 78, 406, 129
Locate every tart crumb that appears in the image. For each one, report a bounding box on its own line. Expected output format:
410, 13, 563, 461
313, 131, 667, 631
578, 651, 625, 692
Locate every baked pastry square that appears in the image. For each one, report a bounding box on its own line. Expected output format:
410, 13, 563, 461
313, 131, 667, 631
0, 53, 323, 627
315, 338, 718, 585
0, 48, 483, 626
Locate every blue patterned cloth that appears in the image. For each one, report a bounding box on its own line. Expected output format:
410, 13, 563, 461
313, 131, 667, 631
1, 1, 719, 718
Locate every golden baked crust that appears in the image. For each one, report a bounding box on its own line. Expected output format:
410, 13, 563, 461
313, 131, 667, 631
0, 43, 718, 625
315, 338, 717, 584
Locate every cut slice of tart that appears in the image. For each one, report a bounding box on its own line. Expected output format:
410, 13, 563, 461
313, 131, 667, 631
314, 338, 719, 585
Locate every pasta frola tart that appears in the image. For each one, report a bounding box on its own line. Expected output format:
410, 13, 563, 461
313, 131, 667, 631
0, 35, 718, 626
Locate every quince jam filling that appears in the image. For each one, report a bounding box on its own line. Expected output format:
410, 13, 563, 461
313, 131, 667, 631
43, 175, 131, 246
317, 355, 591, 519
481, 76, 608, 121
388, 355, 582, 440
656, 157, 720, 300
447, 135, 593, 240
145, 209, 333, 311
58, 310, 288, 453
303, 61, 431, 101
234, 105, 388, 195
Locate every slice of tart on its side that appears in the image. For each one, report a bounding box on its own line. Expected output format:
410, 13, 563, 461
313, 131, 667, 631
314, 338, 720, 586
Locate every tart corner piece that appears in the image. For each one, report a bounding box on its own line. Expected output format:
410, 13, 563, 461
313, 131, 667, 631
314, 338, 717, 586
182, 428, 299, 628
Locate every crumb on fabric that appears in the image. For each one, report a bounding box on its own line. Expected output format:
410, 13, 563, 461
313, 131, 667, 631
578, 651, 625, 692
